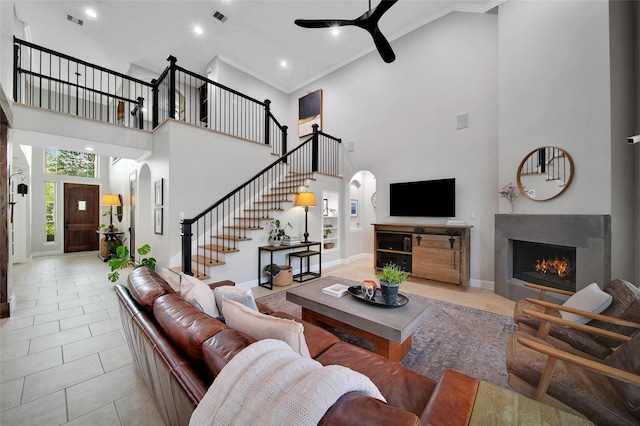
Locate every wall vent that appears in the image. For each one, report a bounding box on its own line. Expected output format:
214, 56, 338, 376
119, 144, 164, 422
66, 14, 84, 26
213, 11, 227, 23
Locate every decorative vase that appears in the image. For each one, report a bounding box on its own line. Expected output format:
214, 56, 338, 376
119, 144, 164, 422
379, 281, 399, 305
270, 239, 282, 247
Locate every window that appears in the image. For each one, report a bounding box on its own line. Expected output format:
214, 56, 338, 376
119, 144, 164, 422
45, 148, 97, 178
45, 181, 55, 242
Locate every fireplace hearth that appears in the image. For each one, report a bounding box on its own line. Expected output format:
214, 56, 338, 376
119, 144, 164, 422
495, 215, 611, 303
513, 240, 576, 292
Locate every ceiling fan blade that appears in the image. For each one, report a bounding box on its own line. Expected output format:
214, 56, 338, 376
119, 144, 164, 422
371, 30, 396, 63
368, 0, 398, 21
294, 19, 352, 29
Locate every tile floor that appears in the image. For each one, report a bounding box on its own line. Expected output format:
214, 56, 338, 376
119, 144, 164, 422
1, 252, 514, 425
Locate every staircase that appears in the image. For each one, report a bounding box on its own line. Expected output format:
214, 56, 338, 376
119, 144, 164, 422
171, 173, 316, 279
177, 124, 342, 280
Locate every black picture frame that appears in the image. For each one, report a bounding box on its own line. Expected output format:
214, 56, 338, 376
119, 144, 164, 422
298, 89, 322, 137
154, 208, 163, 235
154, 179, 163, 206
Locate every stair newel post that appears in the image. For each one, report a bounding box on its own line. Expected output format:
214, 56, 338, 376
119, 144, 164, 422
151, 79, 159, 128
312, 124, 319, 173
167, 55, 177, 120
282, 125, 288, 163
264, 99, 271, 146
180, 218, 194, 276
13, 40, 19, 102
136, 97, 145, 130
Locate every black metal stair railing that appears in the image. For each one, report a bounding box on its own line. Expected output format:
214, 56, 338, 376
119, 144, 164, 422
13, 39, 288, 155
153, 55, 288, 156
181, 124, 341, 277
13, 37, 153, 129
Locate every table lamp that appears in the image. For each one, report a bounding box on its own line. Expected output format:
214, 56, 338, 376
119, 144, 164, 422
295, 192, 316, 243
101, 194, 121, 231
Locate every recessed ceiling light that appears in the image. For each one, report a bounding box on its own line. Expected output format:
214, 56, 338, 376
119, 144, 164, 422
280, 60, 287, 68
194, 26, 203, 35
85, 9, 97, 18
331, 28, 340, 36
85, 147, 94, 151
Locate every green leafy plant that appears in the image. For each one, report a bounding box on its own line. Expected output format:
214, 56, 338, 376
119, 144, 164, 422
107, 244, 156, 282
324, 228, 333, 238
375, 263, 409, 285
266, 219, 292, 242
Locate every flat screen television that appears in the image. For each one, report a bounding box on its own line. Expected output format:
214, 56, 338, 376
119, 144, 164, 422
390, 178, 455, 217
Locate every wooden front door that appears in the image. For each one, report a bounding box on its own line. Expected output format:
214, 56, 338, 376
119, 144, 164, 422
64, 183, 99, 252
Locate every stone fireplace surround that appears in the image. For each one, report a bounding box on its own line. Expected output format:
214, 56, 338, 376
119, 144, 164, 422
495, 215, 611, 303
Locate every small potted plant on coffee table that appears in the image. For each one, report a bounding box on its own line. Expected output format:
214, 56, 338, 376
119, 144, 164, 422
375, 263, 408, 304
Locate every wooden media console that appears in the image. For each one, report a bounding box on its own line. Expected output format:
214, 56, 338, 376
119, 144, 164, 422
374, 223, 472, 287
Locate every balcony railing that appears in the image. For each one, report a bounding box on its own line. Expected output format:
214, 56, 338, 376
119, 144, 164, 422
13, 38, 287, 153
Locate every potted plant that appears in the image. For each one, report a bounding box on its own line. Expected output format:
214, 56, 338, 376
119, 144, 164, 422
266, 219, 292, 246
375, 263, 408, 304
107, 244, 156, 282
324, 228, 332, 239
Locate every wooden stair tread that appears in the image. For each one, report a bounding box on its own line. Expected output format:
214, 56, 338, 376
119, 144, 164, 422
235, 216, 274, 221
277, 185, 308, 190
168, 267, 210, 280
199, 244, 240, 253
244, 208, 284, 212
253, 200, 292, 204
212, 235, 252, 241
223, 225, 263, 230
192, 255, 226, 266
262, 194, 294, 198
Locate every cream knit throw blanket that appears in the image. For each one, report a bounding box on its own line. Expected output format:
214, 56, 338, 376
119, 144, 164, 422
189, 339, 386, 426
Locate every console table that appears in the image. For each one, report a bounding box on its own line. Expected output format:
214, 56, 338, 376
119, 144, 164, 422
258, 241, 321, 289
96, 230, 124, 262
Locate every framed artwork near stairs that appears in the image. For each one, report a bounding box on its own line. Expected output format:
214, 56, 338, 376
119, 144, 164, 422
298, 89, 322, 137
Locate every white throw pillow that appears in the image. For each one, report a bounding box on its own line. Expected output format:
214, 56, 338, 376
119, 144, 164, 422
560, 282, 612, 324
179, 273, 220, 318
213, 286, 258, 316
223, 299, 311, 358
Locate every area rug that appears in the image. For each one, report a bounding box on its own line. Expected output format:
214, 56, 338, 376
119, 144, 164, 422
256, 277, 517, 390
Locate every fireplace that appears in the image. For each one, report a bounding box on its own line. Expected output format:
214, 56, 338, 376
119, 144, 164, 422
512, 240, 576, 292
495, 215, 611, 303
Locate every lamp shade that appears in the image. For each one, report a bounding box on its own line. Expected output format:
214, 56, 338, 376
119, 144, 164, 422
295, 192, 316, 207
101, 194, 121, 206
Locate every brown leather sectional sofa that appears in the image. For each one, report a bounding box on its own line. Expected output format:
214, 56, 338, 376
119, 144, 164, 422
115, 267, 480, 425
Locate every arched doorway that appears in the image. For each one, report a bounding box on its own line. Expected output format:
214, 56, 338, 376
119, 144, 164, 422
347, 170, 376, 256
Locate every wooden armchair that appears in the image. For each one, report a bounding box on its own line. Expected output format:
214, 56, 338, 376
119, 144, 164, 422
507, 308, 640, 425
513, 279, 640, 359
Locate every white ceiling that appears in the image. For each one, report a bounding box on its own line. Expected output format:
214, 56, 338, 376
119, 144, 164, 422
14, 0, 500, 94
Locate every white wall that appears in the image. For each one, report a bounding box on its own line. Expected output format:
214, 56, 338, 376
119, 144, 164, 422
288, 12, 499, 285
499, 0, 636, 281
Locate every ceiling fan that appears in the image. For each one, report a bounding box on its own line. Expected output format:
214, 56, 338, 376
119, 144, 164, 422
294, 0, 399, 63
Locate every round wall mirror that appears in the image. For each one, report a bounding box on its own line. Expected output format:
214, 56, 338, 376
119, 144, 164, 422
517, 146, 574, 201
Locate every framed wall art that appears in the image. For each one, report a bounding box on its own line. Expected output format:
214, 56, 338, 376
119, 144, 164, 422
298, 89, 322, 137
350, 199, 358, 217
154, 178, 163, 206
154, 208, 163, 235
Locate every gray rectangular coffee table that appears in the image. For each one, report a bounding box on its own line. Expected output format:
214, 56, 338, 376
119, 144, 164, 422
286, 277, 432, 362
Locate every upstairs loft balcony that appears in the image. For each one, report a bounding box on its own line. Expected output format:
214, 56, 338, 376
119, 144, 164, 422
13, 38, 288, 158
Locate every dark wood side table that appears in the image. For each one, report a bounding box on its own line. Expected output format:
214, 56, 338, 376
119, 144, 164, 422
97, 230, 124, 262
258, 241, 321, 289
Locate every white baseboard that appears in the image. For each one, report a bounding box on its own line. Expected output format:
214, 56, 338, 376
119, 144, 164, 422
470, 278, 494, 290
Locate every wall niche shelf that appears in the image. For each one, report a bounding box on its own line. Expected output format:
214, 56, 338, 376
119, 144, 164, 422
322, 191, 339, 251
373, 223, 472, 287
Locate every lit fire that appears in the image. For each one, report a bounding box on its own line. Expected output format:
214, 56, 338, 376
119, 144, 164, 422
535, 258, 570, 278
